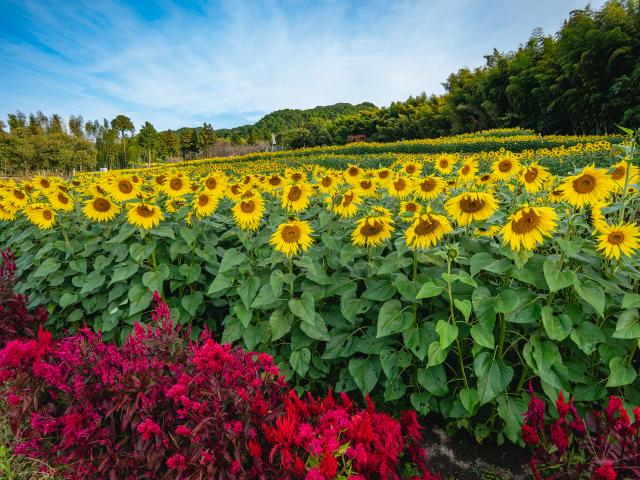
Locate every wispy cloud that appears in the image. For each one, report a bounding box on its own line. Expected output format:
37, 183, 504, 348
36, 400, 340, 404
0, 0, 607, 130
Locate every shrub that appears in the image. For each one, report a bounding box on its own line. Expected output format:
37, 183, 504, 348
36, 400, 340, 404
522, 385, 640, 479
0, 293, 439, 479
0, 248, 47, 346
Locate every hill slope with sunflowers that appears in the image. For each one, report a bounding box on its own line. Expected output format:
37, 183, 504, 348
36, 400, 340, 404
0, 128, 639, 452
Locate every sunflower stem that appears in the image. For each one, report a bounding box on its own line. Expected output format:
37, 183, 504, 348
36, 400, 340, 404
288, 257, 294, 299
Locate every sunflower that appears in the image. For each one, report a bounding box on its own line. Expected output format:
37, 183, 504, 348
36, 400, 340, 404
344, 165, 362, 184
232, 192, 264, 231
388, 175, 414, 199
597, 222, 640, 260
520, 163, 552, 193
445, 191, 498, 225
376, 168, 393, 185
560, 165, 614, 208
107, 176, 140, 202
2, 188, 29, 207
48, 192, 74, 211
500, 205, 558, 251
352, 215, 394, 247
83, 196, 120, 222
282, 183, 311, 213
588, 203, 608, 233
163, 174, 191, 198
227, 183, 245, 201
402, 161, 422, 176
317, 174, 338, 194
0, 202, 18, 221
405, 213, 452, 250
415, 176, 445, 200
356, 178, 378, 197
474, 225, 500, 237
264, 174, 285, 192
434, 154, 456, 175
399, 200, 421, 221
609, 161, 639, 189
372, 206, 393, 218
492, 156, 521, 180
476, 173, 495, 187
457, 160, 478, 183
549, 188, 565, 203
330, 190, 361, 218
127, 203, 163, 229
201, 173, 227, 197
270, 219, 314, 257
192, 191, 220, 218
32, 176, 55, 193
285, 169, 305, 183
24, 203, 56, 229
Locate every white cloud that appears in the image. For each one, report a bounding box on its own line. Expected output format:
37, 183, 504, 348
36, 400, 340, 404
0, 0, 607, 130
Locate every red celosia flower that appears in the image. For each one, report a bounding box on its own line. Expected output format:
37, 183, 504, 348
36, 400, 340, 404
556, 391, 569, 419
594, 461, 617, 480
166, 453, 186, 470
522, 424, 540, 445
549, 420, 569, 454
524, 382, 545, 429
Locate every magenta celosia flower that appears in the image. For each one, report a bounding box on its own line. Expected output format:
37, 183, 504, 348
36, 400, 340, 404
595, 461, 617, 480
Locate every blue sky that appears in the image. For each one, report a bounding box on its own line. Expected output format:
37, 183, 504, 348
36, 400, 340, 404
0, 0, 606, 131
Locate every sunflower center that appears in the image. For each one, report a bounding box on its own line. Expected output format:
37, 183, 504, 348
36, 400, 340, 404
572, 174, 596, 194
439, 160, 449, 169
281, 225, 302, 243
93, 198, 111, 212
607, 231, 625, 245
461, 165, 470, 175
480, 174, 491, 182
240, 200, 255, 213
292, 173, 303, 182
459, 196, 486, 213
342, 193, 354, 207
414, 216, 439, 235
611, 166, 625, 180
269, 176, 281, 186
57, 193, 69, 204
394, 179, 406, 191
119, 180, 133, 193
406, 165, 416, 174
321, 177, 332, 187
155, 175, 166, 185
287, 186, 302, 201
13, 190, 25, 199
170, 178, 183, 191
206, 178, 218, 189
378, 170, 390, 179
524, 168, 538, 183
231, 185, 241, 195
420, 178, 436, 192
42, 210, 53, 220
40, 179, 50, 189
498, 160, 512, 173
97, 185, 106, 195
511, 209, 540, 234
136, 205, 155, 218
243, 176, 252, 185
348, 167, 359, 177
132, 175, 139, 183
360, 220, 384, 237
404, 203, 418, 212
198, 194, 209, 206
360, 180, 372, 190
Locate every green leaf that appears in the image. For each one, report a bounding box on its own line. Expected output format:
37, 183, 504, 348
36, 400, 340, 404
607, 357, 637, 387
59, 292, 78, 309
436, 320, 458, 349
33, 258, 61, 278
454, 298, 471, 321
427, 341, 447, 367
622, 293, 640, 310
470, 322, 495, 350
543, 259, 576, 293
410, 393, 431, 415
290, 348, 311, 377
377, 299, 407, 338
289, 292, 315, 324
556, 238, 584, 258
460, 388, 479, 414
574, 280, 605, 318
497, 395, 528, 444
403, 322, 436, 361
270, 270, 285, 296
613, 310, 640, 339
128, 282, 152, 315
570, 322, 605, 355
348, 357, 381, 396
218, 248, 246, 273
416, 281, 442, 299
494, 289, 520, 313
300, 313, 330, 341
417, 365, 448, 397
470, 252, 511, 276
237, 276, 261, 309
142, 264, 170, 293
207, 273, 233, 295
178, 264, 201, 285
181, 291, 203, 317
362, 279, 395, 302
474, 352, 514, 405
80, 271, 106, 295
541, 306, 572, 341
269, 310, 292, 341
179, 226, 196, 245
110, 262, 139, 285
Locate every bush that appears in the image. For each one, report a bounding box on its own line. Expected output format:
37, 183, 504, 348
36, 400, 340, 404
522, 385, 640, 479
0, 249, 47, 346
0, 293, 439, 479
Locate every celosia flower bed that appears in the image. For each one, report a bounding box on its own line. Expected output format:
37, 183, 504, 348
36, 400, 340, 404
522, 384, 640, 479
0, 291, 440, 479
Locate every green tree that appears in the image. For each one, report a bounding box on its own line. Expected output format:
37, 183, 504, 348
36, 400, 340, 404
138, 121, 159, 167
111, 114, 135, 168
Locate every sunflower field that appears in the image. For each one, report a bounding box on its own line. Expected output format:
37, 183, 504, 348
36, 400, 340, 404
1, 130, 639, 445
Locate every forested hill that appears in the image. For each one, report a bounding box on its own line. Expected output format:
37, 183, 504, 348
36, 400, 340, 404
213, 102, 376, 141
